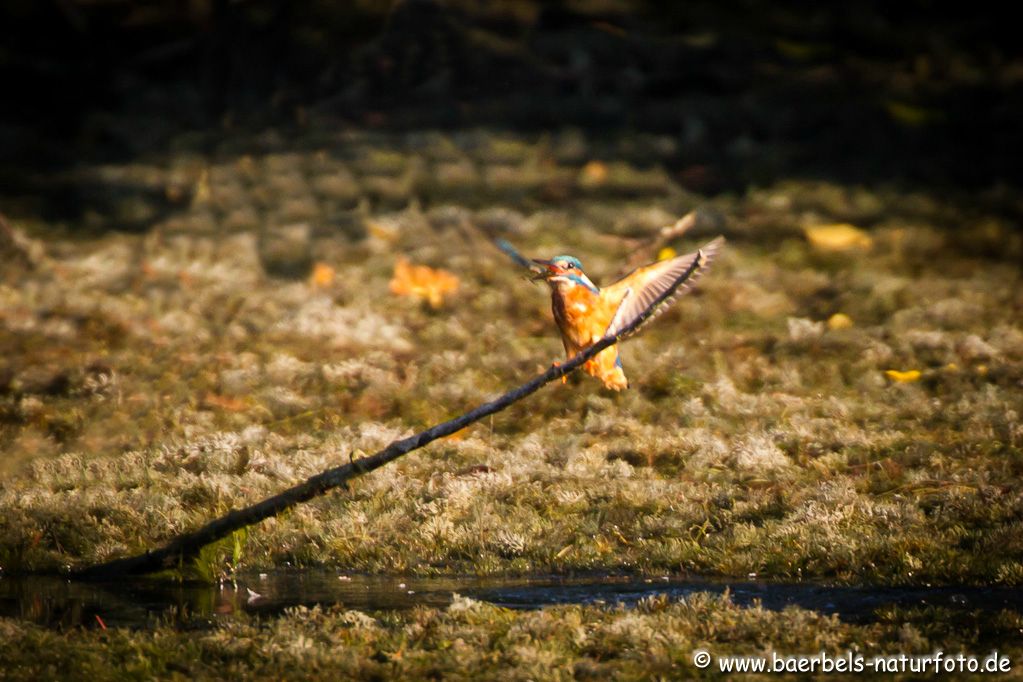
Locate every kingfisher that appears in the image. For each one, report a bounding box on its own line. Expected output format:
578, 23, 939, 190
498, 236, 724, 391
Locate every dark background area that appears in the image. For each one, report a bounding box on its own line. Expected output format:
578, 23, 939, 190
1, 0, 1020, 197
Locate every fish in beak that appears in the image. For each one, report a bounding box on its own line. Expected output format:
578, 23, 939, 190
530, 258, 557, 280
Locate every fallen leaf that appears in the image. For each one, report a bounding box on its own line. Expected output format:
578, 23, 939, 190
885, 369, 921, 383
827, 313, 854, 330
579, 160, 608, 186
885, 101, 942, 127
202, 393, 248, 411
804, 223, 873, 252
365, 219, 400, 244
444, 428, 467, 442
389, 257, 459, 308
309, 262, 336, 288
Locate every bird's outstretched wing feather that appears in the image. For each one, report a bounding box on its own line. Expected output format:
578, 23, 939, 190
604, 236, 724, 338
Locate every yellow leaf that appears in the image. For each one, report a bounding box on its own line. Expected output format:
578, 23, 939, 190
555, 544, 573, 559
885, 369, 921, 383
389, 257, 460, 309
885, 101, 942, 127
657, 246, 677, 261
804, 223, 873, 252
827, 313, 853, 330
309, 262, 336, 288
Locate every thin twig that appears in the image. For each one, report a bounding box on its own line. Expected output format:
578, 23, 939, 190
75, 247, 713, 579
613, 211, 698, 278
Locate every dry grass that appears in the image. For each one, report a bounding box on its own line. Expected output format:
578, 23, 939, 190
1, 131, 1021, 589
2, 127, 1021, 679
2, 591, 1021, 680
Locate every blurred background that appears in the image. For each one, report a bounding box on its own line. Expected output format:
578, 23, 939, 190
1, 0, 1021, 200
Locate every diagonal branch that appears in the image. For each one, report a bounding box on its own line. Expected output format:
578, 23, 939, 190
75, 245, 714, 579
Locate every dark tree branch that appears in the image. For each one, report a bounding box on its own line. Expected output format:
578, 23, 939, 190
75, 247, 713, 579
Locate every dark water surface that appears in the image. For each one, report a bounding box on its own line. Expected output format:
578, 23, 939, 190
2, 571, 1020, 631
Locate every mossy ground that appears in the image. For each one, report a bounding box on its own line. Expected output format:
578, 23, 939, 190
3, 593, 1021, 680
1, 127, 1021, 676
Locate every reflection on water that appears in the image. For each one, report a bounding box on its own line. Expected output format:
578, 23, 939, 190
2, 571, 1020, 631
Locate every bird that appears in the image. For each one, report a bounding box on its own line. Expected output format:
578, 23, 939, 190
497, 236, 724, 390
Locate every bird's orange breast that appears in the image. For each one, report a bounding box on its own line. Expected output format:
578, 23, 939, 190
550, 285, 628, 390
553, 284, 619, 349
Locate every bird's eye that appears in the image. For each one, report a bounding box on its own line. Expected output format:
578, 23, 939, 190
565, 263, 574, 269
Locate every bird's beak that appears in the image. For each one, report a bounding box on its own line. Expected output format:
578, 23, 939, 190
530, 258, 556, 280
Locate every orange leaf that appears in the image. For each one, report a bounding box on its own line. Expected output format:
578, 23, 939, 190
309, 262, 336, 288
202, 393, 248, 411
389, 257, 459, 308
579, 160, 609, 186
444, 427, 467, 441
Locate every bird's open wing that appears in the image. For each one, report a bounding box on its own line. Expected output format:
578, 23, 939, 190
603, 236, 724, 339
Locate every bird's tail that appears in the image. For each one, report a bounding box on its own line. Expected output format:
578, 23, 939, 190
586, 347, 629, 391
495, 239, 530, 267
495, 239, 546, 277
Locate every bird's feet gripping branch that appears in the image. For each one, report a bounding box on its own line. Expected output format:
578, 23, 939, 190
498, 236, 724, 390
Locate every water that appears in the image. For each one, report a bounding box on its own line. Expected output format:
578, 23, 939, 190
1, 571, 1020, 631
